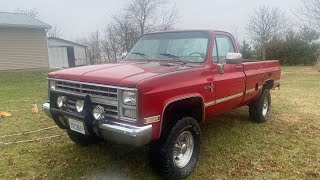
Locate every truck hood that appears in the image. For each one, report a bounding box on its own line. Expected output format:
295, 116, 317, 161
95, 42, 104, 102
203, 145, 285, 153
48, 61, 194, 87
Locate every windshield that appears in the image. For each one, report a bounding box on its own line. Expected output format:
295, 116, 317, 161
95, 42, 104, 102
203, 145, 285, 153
125, 31, 209, 63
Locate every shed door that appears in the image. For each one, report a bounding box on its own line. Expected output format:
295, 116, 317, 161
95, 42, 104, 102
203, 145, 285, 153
67, 47, 76, 67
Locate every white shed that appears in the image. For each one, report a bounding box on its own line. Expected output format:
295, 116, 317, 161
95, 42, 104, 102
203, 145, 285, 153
0, 12, 51, 71
47, 37, 87, 69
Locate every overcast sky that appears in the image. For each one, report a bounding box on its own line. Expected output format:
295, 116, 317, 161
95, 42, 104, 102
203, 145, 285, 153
0, 0, 302, 40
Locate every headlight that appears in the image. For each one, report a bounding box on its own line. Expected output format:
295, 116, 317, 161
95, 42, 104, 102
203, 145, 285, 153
75, 100, 84, 113
93, 105, 105, 120
50, 81, 56, 90
57, 96, 67, 108
123, 91, 136, 105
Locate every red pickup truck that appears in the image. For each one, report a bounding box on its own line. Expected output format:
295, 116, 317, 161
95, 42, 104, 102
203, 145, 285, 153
43, 30, 281, 179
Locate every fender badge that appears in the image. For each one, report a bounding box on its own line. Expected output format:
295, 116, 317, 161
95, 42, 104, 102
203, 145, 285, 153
144, 115, 160, 124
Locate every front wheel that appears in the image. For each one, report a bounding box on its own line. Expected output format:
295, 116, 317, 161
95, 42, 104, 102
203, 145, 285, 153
249, 89, 271, 123
158, 117, 201, 179
67, 129, 99, 146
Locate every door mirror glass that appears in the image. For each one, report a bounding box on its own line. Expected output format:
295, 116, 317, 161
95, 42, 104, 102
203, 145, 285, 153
225, 53, 242, 64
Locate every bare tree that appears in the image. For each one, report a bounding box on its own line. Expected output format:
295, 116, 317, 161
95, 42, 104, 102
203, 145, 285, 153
230, 25, 241, 47
81, 0, 180, 65
47, 24, 63, 38
15, 8, 39, 19
126, 0, 179, 35
297, 0, 320, 29
299, 26, 320, 42
101, 14, 140, 62
80, 31, 102, 65
99, 0, 179, 63
112, 14, 140, 52
102, 25, 121, 62
158, 4, 180, 31
246, 5, 287, 60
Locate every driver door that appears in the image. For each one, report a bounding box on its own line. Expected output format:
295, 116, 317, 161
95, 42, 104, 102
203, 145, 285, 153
210, 33, 245, 114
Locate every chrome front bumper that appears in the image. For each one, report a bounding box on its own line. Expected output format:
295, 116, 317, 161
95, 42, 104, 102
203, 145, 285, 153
42, 102, 152, 146
99, 122, 152, 146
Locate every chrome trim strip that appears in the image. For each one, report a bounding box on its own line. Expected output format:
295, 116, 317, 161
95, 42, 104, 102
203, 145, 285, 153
48, 78, 137, 91
245, 88, 256, 95
215, 92, 243, 104
205, 100, 215, 107
205, 92, 243, 107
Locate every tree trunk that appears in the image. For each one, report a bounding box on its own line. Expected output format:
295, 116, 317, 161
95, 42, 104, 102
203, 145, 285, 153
262, 46, 266, 60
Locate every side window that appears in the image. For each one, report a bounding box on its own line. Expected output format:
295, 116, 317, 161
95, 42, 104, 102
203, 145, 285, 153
212, 35, 235, 63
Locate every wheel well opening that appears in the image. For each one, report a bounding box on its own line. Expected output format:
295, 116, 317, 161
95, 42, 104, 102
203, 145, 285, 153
160, 97, 204, 139
263, 80, 274, 90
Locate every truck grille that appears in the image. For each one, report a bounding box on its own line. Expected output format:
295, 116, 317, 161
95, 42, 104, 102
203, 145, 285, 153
55, 80, 119, 117
55, 80, 118, 99
66, 98, 118, 117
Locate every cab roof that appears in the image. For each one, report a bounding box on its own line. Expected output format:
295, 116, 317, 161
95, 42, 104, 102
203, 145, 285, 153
144, 29, 231, 35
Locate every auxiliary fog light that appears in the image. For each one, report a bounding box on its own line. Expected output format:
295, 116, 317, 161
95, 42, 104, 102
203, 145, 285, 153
93, 105, 105, 120
75, 100, 85, 112
57, 96, 67, 108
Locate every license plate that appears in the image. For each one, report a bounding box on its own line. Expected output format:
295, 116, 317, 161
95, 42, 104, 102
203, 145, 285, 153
69, 118, 86, 135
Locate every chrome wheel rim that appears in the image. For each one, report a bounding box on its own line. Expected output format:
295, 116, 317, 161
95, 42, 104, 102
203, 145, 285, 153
262, 96, 269, 116
173, 131, 194, 168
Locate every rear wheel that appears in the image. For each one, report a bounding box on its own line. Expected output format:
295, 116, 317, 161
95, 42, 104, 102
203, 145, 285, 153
249, 89, 271, 123
67, 129, 99, 146
154, 117, 201, 179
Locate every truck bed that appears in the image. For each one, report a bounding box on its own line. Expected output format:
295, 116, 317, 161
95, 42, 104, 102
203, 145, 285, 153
241, 60, 281, 105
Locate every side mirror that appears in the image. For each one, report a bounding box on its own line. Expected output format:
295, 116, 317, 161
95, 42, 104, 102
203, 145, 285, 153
122, 52, 128, 59
225, 53, 242, 64
217, 64, 224, 74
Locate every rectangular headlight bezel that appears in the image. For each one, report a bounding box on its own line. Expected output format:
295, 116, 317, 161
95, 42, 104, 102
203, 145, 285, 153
122, 90, 137, 106
119, 89, 138, 122
49, 80, 56, 90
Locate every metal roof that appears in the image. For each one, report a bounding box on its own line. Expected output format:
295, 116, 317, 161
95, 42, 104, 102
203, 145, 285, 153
48, 37, 87, 48
0, 12, 51, 29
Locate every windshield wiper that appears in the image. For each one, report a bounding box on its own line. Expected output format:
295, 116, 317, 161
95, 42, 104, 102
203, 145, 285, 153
160, 53, 186, 64
160, 53, 180, 59
131, 52, 150, 61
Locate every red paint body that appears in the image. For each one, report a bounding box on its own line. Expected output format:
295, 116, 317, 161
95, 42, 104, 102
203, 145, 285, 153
48, 30, 281, 141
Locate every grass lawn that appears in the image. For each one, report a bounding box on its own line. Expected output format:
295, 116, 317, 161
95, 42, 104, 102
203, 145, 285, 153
0, 66, 319, 179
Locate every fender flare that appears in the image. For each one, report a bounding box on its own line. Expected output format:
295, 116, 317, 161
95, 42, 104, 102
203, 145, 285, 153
158, 94, 205, 138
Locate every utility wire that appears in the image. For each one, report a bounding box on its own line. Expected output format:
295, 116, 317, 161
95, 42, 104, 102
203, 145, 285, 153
0, 126, 58, 138
2, 134, 65, 145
